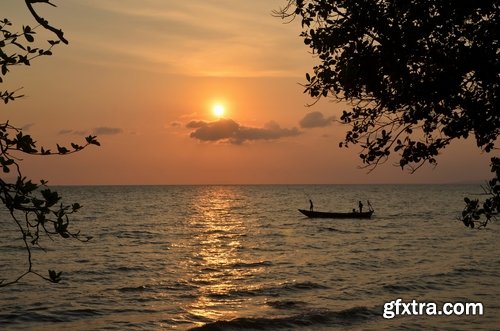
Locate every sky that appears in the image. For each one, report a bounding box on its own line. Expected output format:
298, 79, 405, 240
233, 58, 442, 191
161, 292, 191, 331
1, 0, 495, 185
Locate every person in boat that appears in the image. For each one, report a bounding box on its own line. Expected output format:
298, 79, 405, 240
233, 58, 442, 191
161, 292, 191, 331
309, 199, 314, 212
358, 201, 363, 213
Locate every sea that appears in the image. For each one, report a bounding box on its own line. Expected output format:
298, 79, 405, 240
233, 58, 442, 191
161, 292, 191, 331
0, 184, 498, 330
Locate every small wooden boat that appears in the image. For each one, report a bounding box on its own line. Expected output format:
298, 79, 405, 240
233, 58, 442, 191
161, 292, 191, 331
298, 209, 374, 219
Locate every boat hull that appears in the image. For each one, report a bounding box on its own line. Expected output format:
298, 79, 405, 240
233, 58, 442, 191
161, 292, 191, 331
298, 209, 373, 219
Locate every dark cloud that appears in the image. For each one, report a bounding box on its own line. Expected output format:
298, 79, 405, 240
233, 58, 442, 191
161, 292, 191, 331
186, 120, 209, 129
299, 111, 336, 128
189, 119, 239, 142
234, 121, 300, 144
188, 119, 300, 144
92, 127, 123, 135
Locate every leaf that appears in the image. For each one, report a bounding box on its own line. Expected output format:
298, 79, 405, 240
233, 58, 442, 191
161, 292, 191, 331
71, 143, 81, 150
18, 55, 30, 66
25, 33, 34, 43
56, 144, 69, 154
41, 189, 60, 207
48, 270, 62, 283
22, 26, 34, 43
85, 135, 100, 146
23, 180, 38, 192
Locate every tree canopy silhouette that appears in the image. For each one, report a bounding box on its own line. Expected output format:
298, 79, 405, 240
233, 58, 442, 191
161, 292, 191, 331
276, 0, 499, 227
1, 1, 99, 286
276, 0, 498, 170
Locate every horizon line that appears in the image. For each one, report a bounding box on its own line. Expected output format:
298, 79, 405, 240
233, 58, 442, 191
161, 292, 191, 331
45, 181, 485, 187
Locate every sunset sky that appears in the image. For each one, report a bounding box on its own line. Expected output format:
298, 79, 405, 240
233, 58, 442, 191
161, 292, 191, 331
2, 1, 495, 185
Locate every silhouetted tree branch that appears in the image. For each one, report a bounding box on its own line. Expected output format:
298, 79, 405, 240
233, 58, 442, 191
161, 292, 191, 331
24, 0, 68, 44
276, 0, 499, 227
461, 157, 500, 228
1, 1, 98, 287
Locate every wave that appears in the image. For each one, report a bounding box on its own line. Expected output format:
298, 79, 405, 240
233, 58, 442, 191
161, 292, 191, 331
450, 266, 483, 276
281, 281, 329, 290
188, 306, 377, 330
0, 308, 103, 324
382, 265, 487, 295
229, 261, 273, 269
197, 261, 274, 272
317, 227, 360, 234
266, 300, 306, 309
206, 281, 329, 299
383, 282, 440, 293
116, 280, 197, 293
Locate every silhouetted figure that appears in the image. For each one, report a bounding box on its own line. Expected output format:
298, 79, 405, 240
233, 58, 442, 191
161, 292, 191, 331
309, 199, 314, 212
359, 201, 363, 213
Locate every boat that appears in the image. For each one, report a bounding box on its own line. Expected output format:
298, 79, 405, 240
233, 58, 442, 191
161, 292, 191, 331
298, 209, 374, 219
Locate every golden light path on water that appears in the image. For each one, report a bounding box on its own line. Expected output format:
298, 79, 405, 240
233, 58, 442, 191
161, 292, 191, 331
179, 187, 267, 323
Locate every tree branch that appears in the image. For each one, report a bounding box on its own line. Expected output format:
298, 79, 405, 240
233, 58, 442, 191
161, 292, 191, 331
24, 0, 68, 44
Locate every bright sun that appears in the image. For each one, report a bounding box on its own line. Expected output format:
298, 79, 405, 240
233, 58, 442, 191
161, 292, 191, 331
212, 104, 225, 118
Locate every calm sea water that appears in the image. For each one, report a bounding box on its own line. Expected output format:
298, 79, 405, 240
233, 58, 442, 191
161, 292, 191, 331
0, 185, 498, 330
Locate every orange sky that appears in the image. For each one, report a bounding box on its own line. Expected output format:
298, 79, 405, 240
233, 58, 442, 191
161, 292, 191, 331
2, 1, 495, 185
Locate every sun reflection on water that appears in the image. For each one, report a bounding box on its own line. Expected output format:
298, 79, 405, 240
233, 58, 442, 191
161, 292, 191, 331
180, 187, 263, 323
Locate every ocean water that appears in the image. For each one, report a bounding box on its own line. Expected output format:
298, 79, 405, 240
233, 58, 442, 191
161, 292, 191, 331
0, 184, 498, 330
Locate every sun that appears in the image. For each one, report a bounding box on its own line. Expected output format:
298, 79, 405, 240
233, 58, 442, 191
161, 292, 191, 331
212, 104, 225, 118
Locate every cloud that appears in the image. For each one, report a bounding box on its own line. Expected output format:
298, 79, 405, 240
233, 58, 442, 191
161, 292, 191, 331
187, 118, 300, 144
186, 120, 208, 129
76, 1, 308, 77
299, 111, 336, 128
59, 127, 123, 136
21, 123, 35, 131
58, 129, 73, 135
58, 129, 88, 135
235, 121, 301, 144
92, 127, 123, 135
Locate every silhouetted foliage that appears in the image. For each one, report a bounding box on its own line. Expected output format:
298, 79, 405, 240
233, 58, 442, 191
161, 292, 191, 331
461, 157, 499, 228
276, 0, 498, 170
1, 1, 99, 287
276, 0, 499, 227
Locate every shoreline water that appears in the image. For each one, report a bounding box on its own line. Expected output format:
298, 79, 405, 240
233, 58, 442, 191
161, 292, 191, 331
1, 184, 498, 330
